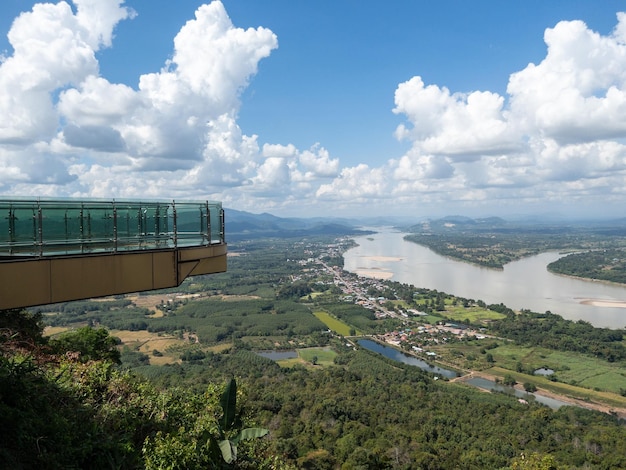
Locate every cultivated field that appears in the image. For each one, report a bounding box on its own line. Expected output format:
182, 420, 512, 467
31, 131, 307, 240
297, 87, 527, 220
313, 310, 356, 336
111, 329, 186, 365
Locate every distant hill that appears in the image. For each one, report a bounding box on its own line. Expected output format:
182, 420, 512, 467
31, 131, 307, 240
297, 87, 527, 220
224, 208, 373, 240
408, 215, 508, 232
225, 210, 626, 239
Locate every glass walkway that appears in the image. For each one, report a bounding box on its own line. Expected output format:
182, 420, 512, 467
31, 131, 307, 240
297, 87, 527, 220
0, 198, 227, 310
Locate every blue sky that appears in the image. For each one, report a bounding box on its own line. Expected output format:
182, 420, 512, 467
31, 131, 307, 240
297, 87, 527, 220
1, 1, 626, 219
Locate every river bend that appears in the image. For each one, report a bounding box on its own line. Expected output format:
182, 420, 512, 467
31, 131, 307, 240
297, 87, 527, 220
343, 230, 626, 329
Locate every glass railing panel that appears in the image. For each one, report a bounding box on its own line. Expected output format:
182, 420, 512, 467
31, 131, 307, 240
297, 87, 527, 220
208, 205, 223, 244
84, 206, 114, 242
175, 203, 207, 246
40, 206, 79, 242
0, 203, 38, 255
140, 202, 171, 247
7, 207, 37, 244
0, 198, 224, 257
39, 205, 83, 255
114, 206, 141, 242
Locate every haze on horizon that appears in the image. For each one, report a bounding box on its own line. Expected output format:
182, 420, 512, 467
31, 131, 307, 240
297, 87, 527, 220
1, 0, 626, 220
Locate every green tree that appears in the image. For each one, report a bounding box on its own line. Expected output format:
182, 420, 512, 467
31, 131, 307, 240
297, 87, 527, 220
503, 374, 517, 387
0, 308, 46, 346
142, 378, 268, 468
523, 382, 537, 393
50, 326, 121, 364
507, 452, 560, 469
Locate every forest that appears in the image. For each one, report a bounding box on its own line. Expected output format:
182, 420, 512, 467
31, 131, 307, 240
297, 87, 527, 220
404, 217, 626, 274
548, 248, 626, 284
2, 234, 626, 468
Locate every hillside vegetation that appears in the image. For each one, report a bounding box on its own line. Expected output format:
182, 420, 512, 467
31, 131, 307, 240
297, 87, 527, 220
3, 234, 626, 468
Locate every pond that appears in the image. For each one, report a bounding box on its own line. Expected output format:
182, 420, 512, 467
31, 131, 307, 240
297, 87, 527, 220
358, 339, 459, 379
256, 350, 298, 361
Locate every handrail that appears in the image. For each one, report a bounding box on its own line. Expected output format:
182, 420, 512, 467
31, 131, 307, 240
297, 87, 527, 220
0, 198, 225, 258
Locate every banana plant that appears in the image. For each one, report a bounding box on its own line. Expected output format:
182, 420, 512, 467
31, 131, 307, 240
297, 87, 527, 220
217, 378, 269, 464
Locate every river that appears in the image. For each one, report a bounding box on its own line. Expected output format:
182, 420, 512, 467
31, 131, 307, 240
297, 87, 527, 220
343, 229, 626, 329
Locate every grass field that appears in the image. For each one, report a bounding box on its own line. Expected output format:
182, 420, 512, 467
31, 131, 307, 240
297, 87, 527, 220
111, 329, 187, 365
301, 292, 325, 300
206, 343, 232, 353
418, 314, 444, 324
443, 305, 507, 322
486, 366, 626, 409
43, 326, 70, 337
313, 311, 357, 336
128, 293, 171, 314
277, 357, 306, 368
274, 347, 337, 368
490, 344, 626, 394
433, 340, 626, 398
387, 300, 410, 309
298, 347, 337, 365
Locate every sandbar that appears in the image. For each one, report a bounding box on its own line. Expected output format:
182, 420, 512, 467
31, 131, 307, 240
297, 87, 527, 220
360, 256, 403, 262
355, 269, 394, 280
579, 298, 626, 308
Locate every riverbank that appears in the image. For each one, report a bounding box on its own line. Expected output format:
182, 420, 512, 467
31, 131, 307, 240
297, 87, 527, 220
549, 267, 626, 291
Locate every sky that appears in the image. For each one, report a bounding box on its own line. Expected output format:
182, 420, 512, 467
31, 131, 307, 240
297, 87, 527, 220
1, 0, 626, 219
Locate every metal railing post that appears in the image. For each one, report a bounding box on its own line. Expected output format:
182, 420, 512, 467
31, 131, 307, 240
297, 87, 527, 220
206, 201, 211, 245
80, 204, 85, 253
172, 200, 178, 248
113, 201, 118, 253
220, 208, 225, 244
37, 201, 43, 257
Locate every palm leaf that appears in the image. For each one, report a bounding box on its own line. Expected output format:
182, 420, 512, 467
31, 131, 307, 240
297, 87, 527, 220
232, 427, 269, 444
220, 377, 237, 431
218, 439, 236, 464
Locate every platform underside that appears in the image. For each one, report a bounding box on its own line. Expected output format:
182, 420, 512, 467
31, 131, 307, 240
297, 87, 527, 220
0, 244, 227, 310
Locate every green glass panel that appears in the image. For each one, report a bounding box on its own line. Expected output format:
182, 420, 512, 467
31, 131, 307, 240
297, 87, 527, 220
0, 198, 224, 256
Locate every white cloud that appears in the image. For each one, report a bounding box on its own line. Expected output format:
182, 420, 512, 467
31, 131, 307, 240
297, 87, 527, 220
0, 1, 134, 145
58, 76, 139, 126
1, 2, 626, 218
0, 0, 281, 195
393, 77, 519, 160
172, 3, 277, 108
508, 16, 626, 144
328, 12, 626, 216
316, 164, 389, 200
392, 153, 454, 180
262, 143, 297, 159
298, 144, 340, 178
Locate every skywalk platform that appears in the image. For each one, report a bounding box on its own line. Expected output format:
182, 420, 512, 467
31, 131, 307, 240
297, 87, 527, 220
0, 198, 227, 310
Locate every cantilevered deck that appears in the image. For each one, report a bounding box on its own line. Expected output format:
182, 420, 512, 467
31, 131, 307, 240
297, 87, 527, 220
0, 198, 227, 310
